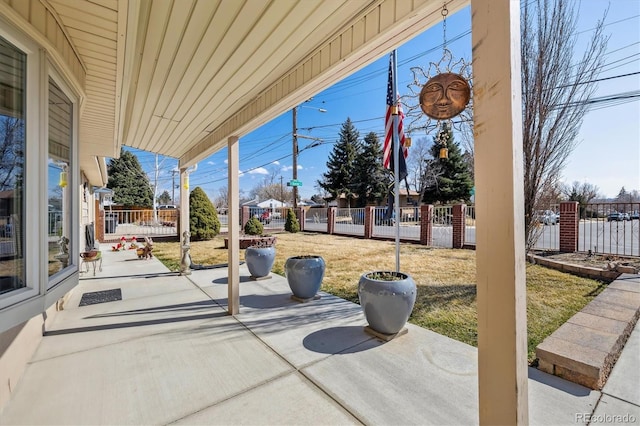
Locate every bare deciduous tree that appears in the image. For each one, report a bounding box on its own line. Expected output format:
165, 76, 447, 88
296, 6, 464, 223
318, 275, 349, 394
406, 137, 431, 199
561, 181, 600, 204
0, 116, 24, 190
560, 180, 601, 219
249, 172, 292, 203
522, 0, 608, 249
213, 186, 229, 211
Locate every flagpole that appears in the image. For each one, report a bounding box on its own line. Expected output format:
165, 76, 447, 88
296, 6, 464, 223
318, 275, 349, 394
391, 50, 401, 273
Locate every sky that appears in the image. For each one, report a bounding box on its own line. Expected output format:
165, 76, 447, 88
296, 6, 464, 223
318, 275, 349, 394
128, 1, 640, 204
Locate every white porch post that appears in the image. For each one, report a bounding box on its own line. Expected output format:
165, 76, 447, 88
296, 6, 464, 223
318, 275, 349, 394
227, 136, 240, 315
471, 1, 529, 425
179, 167, 190, 247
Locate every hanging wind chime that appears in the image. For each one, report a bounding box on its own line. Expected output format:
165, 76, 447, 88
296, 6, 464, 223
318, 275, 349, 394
58, 164, 68, 187
412, 3, 472, 159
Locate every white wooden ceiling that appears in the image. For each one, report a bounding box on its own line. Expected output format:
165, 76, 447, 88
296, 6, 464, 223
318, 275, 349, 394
46, 0, 467, 176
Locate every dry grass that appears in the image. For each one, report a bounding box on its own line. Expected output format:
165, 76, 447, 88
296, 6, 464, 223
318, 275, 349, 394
152, 231, 605, 362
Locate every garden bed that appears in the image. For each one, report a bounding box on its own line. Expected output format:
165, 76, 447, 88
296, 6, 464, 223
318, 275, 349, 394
528, 251, 639, 282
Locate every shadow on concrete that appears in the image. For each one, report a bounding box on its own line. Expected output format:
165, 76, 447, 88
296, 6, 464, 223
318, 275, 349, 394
84, 300, 222, 318
44, 311, 228, 336
528, 367, 592, 397
303, 326, 380, 354
212, 275, 254, 284
240, 293, 296, 309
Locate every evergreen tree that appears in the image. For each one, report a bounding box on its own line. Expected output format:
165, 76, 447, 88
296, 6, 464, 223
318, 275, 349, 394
318, 118, 360, 203
284, 208, 300, 233
616, 187, 628, 202
189, 186, 220, 240
107, 148, 154, 208
353, 132, 388, 207
157, 190, 172, 205
243, 217, 263, 236
422, 123, 473, 205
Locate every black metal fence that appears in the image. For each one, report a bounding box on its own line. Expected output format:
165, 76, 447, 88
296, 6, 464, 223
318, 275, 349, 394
578, 202, 640, 256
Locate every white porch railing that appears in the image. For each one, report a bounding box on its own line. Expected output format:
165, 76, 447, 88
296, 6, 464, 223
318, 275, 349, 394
104, 209, 179, 239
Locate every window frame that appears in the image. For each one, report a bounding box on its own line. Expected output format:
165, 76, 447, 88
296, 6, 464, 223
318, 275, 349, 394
0, 19, 42, 312
0, 18, 81, 331
45, 68, 79, 291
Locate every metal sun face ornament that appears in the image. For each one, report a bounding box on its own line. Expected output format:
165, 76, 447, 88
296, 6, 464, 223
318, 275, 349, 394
405, 48, 473, 135
419, 72, 471, 120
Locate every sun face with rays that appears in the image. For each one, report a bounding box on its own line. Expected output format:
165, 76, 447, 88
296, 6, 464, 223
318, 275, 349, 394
419, 72, 471, 120
404, 49, 473, 135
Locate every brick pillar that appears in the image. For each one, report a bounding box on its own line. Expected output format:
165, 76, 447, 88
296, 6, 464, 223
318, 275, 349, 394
95, 199, 104, 243
327, 207, 336, 235
364, 206, 374, 239
420, 205, 433, 246
298, 207, 306, 231
559, 201, 579, 253
452, 204, 466, 249
241, 206, 250, 230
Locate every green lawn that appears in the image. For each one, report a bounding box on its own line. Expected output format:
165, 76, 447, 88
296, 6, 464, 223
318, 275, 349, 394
152, 232, 606, 363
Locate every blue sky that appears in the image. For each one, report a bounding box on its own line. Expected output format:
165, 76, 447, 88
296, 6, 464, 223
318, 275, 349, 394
129, 1, 639, 203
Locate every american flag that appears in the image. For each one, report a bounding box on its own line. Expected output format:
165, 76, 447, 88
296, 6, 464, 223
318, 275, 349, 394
383, 52, 407, 172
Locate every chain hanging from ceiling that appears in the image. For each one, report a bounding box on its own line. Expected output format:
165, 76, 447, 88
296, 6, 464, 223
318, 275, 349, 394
404, 3, 473, 144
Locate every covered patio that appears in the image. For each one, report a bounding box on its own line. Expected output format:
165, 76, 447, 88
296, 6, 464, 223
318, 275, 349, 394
0, 0, 553, 422
0, 249, 615, 425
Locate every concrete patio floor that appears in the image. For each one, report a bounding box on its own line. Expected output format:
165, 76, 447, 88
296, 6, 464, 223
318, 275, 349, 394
1, 248, 638, 425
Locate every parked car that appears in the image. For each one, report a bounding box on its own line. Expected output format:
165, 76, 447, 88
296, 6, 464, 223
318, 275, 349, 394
536, 210, 557, 225
158, 204, 177, 210
631, 211, 639, 220
253, 209, 271, 224
607, 212, 630, 222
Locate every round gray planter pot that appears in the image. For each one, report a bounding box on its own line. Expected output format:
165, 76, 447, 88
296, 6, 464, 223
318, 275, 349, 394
245, 246, 276, 278
284, 256, 326, 299
358, 271, 417, 335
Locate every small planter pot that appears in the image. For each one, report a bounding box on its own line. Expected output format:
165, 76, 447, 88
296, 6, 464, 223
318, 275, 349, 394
358, 271, 417, 335
285, 255, 326, 300
245, 245, 276, 278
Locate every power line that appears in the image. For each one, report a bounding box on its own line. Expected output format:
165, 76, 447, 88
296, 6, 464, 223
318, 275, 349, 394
576, 14, 640, 35
158, 10, 640, 189
189, 83, 639, 187
554, 71, 640, 89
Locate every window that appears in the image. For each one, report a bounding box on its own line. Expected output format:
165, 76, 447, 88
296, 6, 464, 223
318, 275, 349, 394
0, 18, 82, 332
47, 78, 74, 281
0, 35, 26, 296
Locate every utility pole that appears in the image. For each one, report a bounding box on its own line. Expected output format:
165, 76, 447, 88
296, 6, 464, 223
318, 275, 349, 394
171, 169, 178, 204
292, 107, 298, 209
292, 102, 327, 210
280, 175, 284, 204
153, 154, 159, 222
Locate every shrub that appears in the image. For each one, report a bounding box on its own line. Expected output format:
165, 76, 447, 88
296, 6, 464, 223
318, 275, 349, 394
284, 208, 300, 233
244, 217, 264, 235
189, 187, 220, 241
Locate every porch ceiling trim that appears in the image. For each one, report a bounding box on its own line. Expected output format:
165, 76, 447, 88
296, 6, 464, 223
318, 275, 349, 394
179, 0, 468, 168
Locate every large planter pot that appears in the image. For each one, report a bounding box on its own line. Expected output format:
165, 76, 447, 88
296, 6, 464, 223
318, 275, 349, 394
245, 245, 276, 278
284, 256, 326, 300
358, 271, 417, 335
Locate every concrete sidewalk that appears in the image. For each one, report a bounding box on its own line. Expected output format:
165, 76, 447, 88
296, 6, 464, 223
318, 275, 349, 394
1, 248, 638, 425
